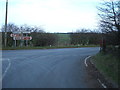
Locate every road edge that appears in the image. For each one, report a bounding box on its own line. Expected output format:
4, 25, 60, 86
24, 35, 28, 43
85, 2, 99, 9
85, 56, 119, 88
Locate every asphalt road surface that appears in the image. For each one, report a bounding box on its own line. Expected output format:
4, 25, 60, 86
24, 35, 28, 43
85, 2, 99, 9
2, 47, 101, 88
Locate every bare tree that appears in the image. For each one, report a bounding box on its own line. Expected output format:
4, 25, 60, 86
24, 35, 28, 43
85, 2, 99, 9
19, 24, 45, 32
32, 26, 44, 33
1, 23, 19, 32
97, 0, 120, 47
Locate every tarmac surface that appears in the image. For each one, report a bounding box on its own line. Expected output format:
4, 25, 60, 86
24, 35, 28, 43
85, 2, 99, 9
2, 47, 101, 88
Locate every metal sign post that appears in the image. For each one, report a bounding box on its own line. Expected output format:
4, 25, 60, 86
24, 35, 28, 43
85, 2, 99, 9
10, 31, 32, 47
26, 33, 28, 46
13, 37, 16, 47
20, 32, 24, 47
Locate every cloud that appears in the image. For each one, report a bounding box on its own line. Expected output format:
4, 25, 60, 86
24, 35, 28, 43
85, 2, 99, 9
0, 0, 99, 32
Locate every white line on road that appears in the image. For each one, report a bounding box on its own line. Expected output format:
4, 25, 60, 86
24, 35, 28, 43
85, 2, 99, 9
97, 79, 107, 88
1, 58, 11, 80
84, 56, 91, 67
84, 56, 107, 88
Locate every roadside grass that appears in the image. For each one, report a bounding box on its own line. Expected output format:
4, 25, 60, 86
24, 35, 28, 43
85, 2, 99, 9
92, 52, 120, 86
1, 45, 99, 50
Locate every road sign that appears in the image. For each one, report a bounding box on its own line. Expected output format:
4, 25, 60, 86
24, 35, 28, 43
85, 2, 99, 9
13, 36, 22, 40
13, 31, 21, 34
10, 33, 21, 37
10, 34, 14, 37
30, 36, 32, 40
22, 36, 32, 40
22, 31, 31, 33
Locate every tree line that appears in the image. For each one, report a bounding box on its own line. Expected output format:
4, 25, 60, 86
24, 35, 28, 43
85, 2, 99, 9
70, 29, 101, 45
1, 23, 102, 47
1, 0, 119, 50
1, 23, 58, 47
97, 0, 120, 52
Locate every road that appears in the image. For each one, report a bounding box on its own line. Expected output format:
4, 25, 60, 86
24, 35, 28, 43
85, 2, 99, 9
2, 47, 101, 88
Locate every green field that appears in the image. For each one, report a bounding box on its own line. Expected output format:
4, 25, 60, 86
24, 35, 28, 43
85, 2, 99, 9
56, 33, 71, 46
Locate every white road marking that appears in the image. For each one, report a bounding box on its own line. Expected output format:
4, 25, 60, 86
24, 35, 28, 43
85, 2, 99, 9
1, 58, 11, 80
84, 56, 107, 88
84, 56, 91, 67
97, 79, 107, 88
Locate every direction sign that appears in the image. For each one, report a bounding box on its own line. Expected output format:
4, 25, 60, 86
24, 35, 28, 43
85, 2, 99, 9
22, 31, 31, 33
13, 36, 22, 40
10, 33, 21, 37
10, 34, 14, 37
22, 36, 32, 40
13, 31, 21, 34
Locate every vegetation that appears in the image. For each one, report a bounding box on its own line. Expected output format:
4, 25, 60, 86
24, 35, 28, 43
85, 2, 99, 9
97, 0, 120, 51
1, 24, 58, 47
2, 45, 99, 50
91, 0, 120, 87
92, 52, 120, 86
56, 33, 71, 46
31, 32, 58, 46
70, 29, 101, 45
1, 0, 119, 51
1, 23, 101, 49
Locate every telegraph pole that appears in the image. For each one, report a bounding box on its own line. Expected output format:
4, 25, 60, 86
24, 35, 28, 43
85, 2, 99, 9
4, 0, 8, 47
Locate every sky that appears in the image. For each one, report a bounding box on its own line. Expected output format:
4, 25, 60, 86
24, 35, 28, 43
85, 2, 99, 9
0, 0, 102, 33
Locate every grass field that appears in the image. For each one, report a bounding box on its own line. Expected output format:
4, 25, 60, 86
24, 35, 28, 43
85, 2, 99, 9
92, 52, 120, 86
56, 33, 71, 46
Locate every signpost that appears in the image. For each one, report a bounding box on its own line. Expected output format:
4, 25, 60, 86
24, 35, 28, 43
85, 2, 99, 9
10, 31, 32, 47
22, 36, 32, 40
22, 31, 31, 34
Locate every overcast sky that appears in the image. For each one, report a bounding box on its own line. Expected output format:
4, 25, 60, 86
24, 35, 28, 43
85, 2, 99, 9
0, 0, 102, 33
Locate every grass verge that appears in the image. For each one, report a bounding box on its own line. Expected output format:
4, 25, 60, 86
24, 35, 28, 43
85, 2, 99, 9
1, 45, 99, 50
92, 52, 120, 86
